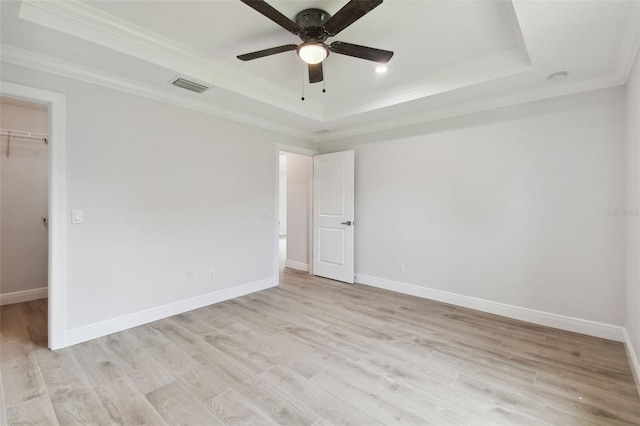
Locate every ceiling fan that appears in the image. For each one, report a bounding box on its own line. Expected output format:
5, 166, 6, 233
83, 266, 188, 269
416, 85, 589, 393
237, 0, 394, 84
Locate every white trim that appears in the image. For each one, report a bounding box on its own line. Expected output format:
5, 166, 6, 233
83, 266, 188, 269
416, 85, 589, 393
18, 0, 323, 121
5, 0, 639, 144
0, 287, 48, 306
274, 147, 282, 286
63, 277, 276, 347
15, 0, 530, 123
315, 74, 626, 143
276, 143, 318, 157
355, 274, 625, 342
1, 45, 311, 141
0, 81, 67, 350
285, 260, 310, 272
623, 328, 640, 398
1, 45, 633, 146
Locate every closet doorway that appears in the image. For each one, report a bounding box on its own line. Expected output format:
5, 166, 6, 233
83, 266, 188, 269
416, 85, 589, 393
0, 96, 50, 347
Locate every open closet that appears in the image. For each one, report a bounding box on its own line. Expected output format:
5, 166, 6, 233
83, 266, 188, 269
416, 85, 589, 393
0, 96, 49, 308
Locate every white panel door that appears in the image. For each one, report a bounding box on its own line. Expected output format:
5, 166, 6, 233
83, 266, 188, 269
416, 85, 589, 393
313, 150, 355, 283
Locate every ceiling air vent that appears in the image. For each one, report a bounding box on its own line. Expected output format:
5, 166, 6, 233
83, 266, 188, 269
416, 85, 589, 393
171, 78, 209, 94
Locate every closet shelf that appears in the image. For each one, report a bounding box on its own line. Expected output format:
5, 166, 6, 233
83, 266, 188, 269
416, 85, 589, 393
1, 128, 48, 158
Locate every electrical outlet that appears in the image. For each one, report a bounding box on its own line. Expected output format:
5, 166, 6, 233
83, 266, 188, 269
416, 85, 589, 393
209, 269, 216, 280
397, 262, 405, 272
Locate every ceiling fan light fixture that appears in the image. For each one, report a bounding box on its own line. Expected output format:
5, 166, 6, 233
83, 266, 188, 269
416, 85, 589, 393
375, 65, 388, 74
297, 42, 328, 64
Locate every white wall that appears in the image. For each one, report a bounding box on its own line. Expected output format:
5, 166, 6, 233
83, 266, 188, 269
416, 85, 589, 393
0, 101, 49, 297
625, 47, 640, 379
0, 60, 631, 348
321, 87, 626, 327
286, 153, 312, 271
0, 63, 313, 342
278, 154, 287, 236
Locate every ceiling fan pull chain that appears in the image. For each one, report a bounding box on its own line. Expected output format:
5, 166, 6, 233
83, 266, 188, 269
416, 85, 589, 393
322, 62, 326, 93
301, 63, 306, 101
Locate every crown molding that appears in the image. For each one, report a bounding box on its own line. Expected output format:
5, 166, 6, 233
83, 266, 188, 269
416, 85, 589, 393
18, 0, 535, 123
18, 0, 324, 121
1, 43, 628, 147
314, 72, 626, 143
0, 45, 314, 141
7, 0, 640, 146
314, 1, 640, 143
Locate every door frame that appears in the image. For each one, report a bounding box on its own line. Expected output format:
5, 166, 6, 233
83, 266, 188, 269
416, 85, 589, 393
1, 81, 67, 350
274, 144, 316, 285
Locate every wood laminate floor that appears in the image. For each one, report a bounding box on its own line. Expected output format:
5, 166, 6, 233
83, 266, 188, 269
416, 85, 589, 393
1, 268, 639, 425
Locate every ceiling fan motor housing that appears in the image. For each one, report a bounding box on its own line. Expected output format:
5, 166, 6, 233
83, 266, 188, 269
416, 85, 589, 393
295, 8, 331, 41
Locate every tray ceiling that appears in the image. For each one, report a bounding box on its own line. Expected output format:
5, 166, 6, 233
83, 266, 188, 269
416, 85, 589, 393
1, 0, 638, 141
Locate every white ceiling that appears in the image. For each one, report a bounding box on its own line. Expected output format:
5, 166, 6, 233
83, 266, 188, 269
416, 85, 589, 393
1, 0, 639, 142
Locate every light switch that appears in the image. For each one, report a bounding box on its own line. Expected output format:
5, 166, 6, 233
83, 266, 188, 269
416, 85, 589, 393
72, 209, 83, 224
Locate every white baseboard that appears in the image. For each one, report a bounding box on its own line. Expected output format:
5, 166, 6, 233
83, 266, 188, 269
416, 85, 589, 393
623, 328, 640, 397
0, 287, 48, 306
355, 274, 625, 342
63, 277, 276, 347
285, 260, 309, 272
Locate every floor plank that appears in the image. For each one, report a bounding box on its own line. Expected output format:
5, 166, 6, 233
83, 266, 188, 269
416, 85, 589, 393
261, 365, 385, 426
42, 364, 113, 425
18, 300, 48, 348
145, 381, 223, 426
0, 304, 28, 343
70, 337, 125, 388
5, 394, 58, 426
205, 388, 276, 426
0, 339, 46, 407
146, 342, 230, 402
94, 377, 168, 425
101, 331, 173, 394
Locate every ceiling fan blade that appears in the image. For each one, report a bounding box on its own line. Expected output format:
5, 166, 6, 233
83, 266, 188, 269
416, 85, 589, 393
237, 44, 298, 61
323, 0, 383, 37
329, 41, 393, 63
239, 0, 301, 35
308, 63, 323, 84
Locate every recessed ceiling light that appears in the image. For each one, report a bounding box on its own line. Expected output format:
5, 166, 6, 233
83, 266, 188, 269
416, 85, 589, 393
547, 71, 568, 82
375, 65, 388, 74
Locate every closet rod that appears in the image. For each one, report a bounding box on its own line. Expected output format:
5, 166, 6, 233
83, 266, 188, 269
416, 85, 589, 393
2, 134, 48, 142
0, 129, 48, 142
1, 129, 49, 159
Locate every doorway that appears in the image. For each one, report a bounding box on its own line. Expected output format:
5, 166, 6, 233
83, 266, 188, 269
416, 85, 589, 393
275, 148, 356, 284
0, 96, 50, 345
277, 150, 313, 275
1, 82, 66, 350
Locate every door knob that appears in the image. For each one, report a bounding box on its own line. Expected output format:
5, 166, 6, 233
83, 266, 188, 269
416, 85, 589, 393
341, 221, 353, 226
